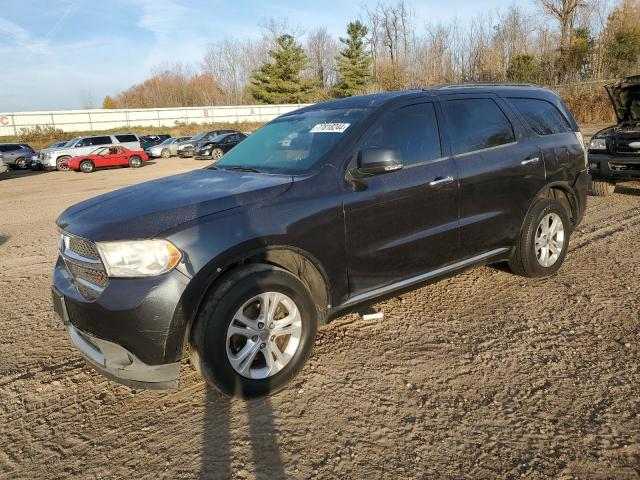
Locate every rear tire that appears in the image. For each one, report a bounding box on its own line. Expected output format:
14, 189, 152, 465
508, 198, 570, 278
190, 264, 318, 398
80, 160, 95, 173
129, 156, 142, 168
591, 177, 616, 196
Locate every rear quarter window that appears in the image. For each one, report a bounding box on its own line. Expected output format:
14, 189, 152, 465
444, 98, 515, 155
508, 98, 571, 136
90, 136, 113, 146
115, 134, 138, 143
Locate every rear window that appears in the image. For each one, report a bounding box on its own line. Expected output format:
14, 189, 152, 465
444, 98, 515, 155
115, 134, 138, 143
91, 136, 113, 146
508, 98, 571, 136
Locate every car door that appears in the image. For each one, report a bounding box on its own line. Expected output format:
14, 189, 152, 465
441, 94, 546, 258
223, 134, 240, 152
343, 100, 459, 296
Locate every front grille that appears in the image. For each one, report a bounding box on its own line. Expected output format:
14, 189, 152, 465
60, 232, 108, 300
68, 236, 101, 260
66, 262, 108, 289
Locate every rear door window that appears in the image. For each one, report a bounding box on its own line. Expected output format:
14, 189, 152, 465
90, 136, 113, 146
508, 98, 571, 135
444, 98, 515, 155
361, 103, 442, 166
115, 134, 138, 143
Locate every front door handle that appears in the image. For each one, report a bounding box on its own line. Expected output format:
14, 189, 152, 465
521, 157, 540, 166
429, 176, 454, 187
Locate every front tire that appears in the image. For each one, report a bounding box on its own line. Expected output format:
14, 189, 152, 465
591, 177, 616, 196
161, 148, 170, 158
15, 157, 27, 169
211, 148, 224, 161
190, 264, 318, 398
129, 156, 142, 168
79, 160, 95, 173
508, 198, 571, 278
56, 156, 71, 171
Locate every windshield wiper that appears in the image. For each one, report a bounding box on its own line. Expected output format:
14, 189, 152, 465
222, 165, 263, 173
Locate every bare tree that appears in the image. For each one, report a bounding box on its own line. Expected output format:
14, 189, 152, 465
306, 27, 338, 87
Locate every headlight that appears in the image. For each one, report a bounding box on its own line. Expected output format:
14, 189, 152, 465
96, 239, 182, 277
203, 144, 213, 150
590, 138, 607, 150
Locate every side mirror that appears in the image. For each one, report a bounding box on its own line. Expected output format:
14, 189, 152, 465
354, 147, 403, 177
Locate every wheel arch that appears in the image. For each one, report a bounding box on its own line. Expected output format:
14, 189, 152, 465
176, 245, 332, 360
532, 182, 579, 225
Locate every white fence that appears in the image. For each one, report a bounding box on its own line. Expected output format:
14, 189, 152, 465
0, 104, 311, 137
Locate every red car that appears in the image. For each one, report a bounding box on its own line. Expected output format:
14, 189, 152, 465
64, 146, 149, 173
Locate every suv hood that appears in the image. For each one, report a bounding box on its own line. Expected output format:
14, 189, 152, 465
605, 75, 640, 122
57, 169, 293, 240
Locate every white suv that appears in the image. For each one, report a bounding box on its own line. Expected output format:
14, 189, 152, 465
40, 134, 141, 171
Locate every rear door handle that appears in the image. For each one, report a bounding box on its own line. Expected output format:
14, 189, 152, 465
521, 157, 540, 166
429, 176, 454, 187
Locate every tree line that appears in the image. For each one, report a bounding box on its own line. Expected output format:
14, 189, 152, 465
103, 0, 640, 121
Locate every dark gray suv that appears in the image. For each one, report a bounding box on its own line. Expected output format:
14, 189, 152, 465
52, 85, 588, 398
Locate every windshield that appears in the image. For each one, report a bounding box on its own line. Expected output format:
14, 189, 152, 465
160, 138, 174, 145
65, 137, 81, 148
210, 134, 229, 143
215, 108, 369, 173
190, 132, 208, 142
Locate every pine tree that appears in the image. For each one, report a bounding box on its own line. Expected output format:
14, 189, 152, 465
335, 21, 372, 98
249, 35, 315, 104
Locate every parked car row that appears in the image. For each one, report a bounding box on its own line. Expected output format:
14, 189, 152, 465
1, 129, 249, 176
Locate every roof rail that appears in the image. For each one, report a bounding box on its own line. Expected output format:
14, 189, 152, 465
435, 82, 539, 89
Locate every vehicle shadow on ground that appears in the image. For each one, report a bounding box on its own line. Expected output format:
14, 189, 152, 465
1, 169, 51, 181
0, 234, 9, 246
200, 387, 286, 479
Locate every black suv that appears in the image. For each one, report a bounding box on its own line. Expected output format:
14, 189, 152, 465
588, 75, 640, 196
52, 86, 588, 398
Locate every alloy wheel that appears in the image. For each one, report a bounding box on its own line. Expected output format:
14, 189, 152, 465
226, 292, 302, 379
535, 212, 565, 267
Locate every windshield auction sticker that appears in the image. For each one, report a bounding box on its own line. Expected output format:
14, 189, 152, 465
310, 123, 351, 133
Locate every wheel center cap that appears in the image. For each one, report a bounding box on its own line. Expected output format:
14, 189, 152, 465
258, 330, 269, 341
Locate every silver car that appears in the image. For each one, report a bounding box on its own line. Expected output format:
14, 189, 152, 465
146, 136, 191, 158
0, 144, 35, 169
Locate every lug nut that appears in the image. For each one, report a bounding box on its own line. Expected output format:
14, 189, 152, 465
269, 323, 274, 329
252, 335, 258, 342
257, 322, 265, 329
260, 342, 266, 349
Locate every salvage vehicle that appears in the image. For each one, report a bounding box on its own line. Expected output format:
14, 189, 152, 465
52, 86, 588, 398
140, 134, 171, 145
146, 136, 191, 158
40, 134, 141, 171
588, 75, 640, 196
0, 153, 8, 175
0, 143, 35, 169
176, 130, 235, 157
63, 146, 148, 173
193, 131, 247, 160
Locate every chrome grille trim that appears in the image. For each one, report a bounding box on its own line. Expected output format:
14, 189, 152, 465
58, 231, 108, 299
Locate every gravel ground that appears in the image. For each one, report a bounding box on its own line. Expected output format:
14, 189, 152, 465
0, 143, 638, 479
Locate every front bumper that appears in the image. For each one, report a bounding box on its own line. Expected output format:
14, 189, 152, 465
146, 149, 163, 158
194, 151, 213, 160
177, 148, 194, 157
52, 254, 190, 389
589, 152, 640, 180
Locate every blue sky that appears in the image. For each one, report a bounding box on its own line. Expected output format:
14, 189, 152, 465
0, 0, 528, 112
